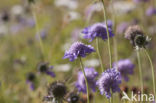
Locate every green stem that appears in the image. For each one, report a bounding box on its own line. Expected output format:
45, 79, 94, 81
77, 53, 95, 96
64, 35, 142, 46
79, 58, 90, 103
144, 49, 155, 98
101, 0, 112, 68
136, 49, 144, 94
32, 5, 45, 60
110, 0, 118, 64
96, 38, 104, 72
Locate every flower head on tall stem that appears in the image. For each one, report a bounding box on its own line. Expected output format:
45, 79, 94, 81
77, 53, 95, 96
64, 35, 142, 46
63, 42, 95, 61
75, 67, 98, 93
125, 25, 150, 49
96, 68, 121, 98
82, 22, 114, 42
113, 59, 135, 82
37, 62, 55, 77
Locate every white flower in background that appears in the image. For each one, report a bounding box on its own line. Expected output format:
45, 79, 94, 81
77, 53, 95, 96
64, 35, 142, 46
11, 5, 24, 16
148, 25, 156, 35
85, 2, 102, 20
84, 59, 100, 67
61, 42, 72, 51
54, 0, 78, 10
54, 64, 71, 72
108, 1, 136, 15
64, 11, 80, 23
0, 24, 8, 36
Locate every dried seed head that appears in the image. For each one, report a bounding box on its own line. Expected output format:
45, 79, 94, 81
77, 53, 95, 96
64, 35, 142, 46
37, 62, 48, 73
27, 72, 36, 81
48, 81, 67, 99
1, 11, 10, 22
125, 25, 149, 48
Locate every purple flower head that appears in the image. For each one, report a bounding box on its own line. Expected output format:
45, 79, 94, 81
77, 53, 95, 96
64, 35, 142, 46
26, 72, 36, 90
146, 7, 156, 16
63, 42, 95, 61
75, 67, 98, 93
133, 0, 150, 3
82, 23, 114, 42
36, 29, 47, 40
37, 62, 55, 77
113, 59, 135, 82
96, 68, 121, 98
104, 20, 113, 29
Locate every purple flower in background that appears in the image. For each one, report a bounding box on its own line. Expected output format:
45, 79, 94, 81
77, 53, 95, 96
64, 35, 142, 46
116, 22, 129, 34
36, 29, 47, 40
113, 59, 135, 82
63, 42, 95, 61
104, 20, 113, 29
26, 72, 36, 90
96, 68, 121, 98
146, 7, 156, 16
82, 23, 114, 42
71, 28, 81, 41
133, 0, 150, 3
37, 62, 55, 77
75, 67, 98, 93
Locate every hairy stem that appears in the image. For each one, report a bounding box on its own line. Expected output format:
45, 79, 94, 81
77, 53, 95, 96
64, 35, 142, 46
32, 5, 45, 60
79, 58, 90, 103
136, 49, 144, 95
144, 49, 155, 98
101, 0, 112, 68
96, 38, 104, 72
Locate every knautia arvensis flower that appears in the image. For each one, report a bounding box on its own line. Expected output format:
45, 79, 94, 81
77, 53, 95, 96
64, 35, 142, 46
75, 67, 98, 93
63, 42, 95, 61
82, 22, 114, 42
96, 68, 122, 98
125, 25, 150, 49
113, 59, 135, 82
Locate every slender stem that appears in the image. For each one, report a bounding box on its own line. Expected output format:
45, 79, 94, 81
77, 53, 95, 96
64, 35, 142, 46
96, 38, 104, 72
110, 0, 118, 64
32, 5, 45, 60
101, 0, 112, 68
113, 38, 118, 64
79, 58, 90, 103
136, 49, 144, 94
111, 93, 113, 103
144, 49, 155, 97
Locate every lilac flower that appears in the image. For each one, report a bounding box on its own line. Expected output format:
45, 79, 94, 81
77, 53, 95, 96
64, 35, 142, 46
113, 59, 135, 82
104, 20, 113, 29
63, 42, 95, 61
96, 68, 121, 98
75, 67, 98, 93
82, 23, 114, 42
37, 62, 55, 77
26, 72, 36, 90
133, 0, 150, 3
36, 29, 47, 40
146, 7, 156, 16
